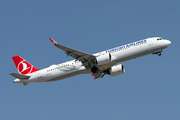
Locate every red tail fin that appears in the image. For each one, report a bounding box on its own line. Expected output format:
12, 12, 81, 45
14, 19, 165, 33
12, 55, 40, 75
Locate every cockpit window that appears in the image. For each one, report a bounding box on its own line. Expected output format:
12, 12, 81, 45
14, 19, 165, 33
157, 38, 163, 40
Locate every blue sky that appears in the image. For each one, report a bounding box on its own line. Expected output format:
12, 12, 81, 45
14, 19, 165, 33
1, 0, 180, 120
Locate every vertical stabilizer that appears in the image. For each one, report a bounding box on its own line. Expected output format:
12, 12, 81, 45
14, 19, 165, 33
12, 55, 40, 75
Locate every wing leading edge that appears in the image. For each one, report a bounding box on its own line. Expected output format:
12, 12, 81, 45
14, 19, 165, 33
49, 38, 95, 68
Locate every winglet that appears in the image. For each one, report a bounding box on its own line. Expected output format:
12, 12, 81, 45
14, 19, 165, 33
49, 38, 57, 45
91, 73, 95, 79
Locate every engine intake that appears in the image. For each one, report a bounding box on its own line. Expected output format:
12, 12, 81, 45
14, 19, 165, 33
109, 64, 125, 76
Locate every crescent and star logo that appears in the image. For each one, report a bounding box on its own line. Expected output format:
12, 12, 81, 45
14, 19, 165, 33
17, 60, 33, 74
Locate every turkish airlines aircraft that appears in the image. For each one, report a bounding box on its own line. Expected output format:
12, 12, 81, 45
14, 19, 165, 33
10, 37, 171, 85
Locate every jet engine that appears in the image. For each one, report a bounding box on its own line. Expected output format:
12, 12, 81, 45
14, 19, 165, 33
96, 53, 111, 65
109, 64, 125, 76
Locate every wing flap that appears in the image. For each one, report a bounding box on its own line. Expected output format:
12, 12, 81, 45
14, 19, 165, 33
23, 83, 29, 86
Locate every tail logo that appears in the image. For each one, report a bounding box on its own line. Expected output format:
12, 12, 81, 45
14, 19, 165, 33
18, 60, 33, 74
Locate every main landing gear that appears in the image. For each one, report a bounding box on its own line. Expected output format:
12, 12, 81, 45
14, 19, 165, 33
91, 66, 99, 73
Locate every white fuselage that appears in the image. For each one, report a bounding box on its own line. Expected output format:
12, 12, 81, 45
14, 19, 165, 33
14, 37, 171, 84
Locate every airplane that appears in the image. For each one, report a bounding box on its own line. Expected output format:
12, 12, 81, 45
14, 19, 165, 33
10, 37, 171, 85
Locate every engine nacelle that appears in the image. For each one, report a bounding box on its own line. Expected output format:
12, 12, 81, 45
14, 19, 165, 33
96, 53, 111, 65
109, 64, 125, 76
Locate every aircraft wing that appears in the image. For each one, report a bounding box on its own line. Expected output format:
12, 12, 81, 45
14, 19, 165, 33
91, 73, 105, 79
49, 38, 95, 68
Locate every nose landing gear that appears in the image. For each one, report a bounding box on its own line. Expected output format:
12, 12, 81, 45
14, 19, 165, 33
152, 50, 162, 56
157, 52, 161, 56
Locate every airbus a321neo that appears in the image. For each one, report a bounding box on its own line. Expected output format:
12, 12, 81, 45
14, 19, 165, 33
10, 37, 171, 85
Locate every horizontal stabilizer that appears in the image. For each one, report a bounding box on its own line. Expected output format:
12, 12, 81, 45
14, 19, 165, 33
9, 73, 30, 79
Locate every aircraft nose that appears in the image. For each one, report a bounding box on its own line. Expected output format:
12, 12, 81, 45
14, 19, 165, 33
166, 40, 171, 46
164, 40, 171, 47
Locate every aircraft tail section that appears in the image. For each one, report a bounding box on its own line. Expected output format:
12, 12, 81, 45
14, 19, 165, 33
9, 73, 30, 79
12, 55, 40, 75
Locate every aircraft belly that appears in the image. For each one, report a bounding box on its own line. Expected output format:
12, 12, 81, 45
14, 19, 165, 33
47, 71, 82, 82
